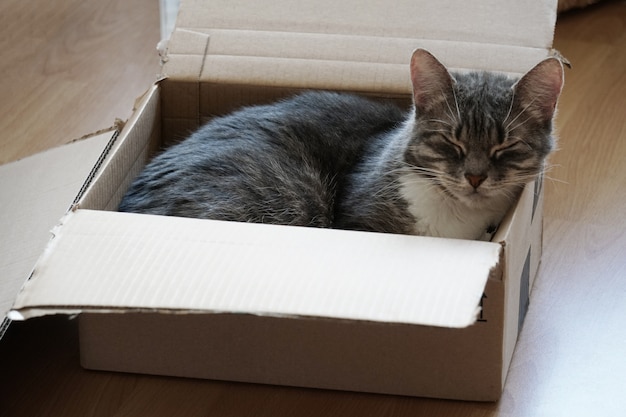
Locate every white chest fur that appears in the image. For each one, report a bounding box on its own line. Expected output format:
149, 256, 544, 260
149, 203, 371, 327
398, 172, 506, 240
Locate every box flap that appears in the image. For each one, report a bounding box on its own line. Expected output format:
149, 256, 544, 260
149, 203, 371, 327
0, 133, 114, 336
163, 0, 558, 92
10, 209, 502, 328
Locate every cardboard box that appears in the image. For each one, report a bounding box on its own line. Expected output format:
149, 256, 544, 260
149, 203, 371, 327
7, 0, 557, 401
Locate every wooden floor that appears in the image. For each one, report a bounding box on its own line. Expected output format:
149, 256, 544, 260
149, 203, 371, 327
1, 1, 625, 416
0, 0, 161, 165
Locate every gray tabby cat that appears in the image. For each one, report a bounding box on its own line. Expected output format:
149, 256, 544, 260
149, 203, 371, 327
119, 49, 564, 240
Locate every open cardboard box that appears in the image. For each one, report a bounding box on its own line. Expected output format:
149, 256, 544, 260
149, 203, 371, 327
6, 0, 558, 402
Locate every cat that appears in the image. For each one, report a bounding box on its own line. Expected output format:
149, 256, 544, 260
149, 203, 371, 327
119, 49, 564, 240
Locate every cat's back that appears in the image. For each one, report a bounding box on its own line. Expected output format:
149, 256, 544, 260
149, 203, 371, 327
119, 91, 405, 224
207, 91, 404, 151
142, 91, 403, 170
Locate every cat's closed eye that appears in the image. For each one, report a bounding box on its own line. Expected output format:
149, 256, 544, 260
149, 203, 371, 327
445, 136, 466, 158
490, 139, 531, 159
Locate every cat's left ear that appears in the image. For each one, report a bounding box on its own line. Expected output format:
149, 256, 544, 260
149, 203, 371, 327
410, 49, 456, 115
512, 58, 564, 123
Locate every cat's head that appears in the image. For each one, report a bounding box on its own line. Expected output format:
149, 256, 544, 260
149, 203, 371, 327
405, 48, 564, 208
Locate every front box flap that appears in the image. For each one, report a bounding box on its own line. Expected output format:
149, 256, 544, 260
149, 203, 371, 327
10, 209, 502, 328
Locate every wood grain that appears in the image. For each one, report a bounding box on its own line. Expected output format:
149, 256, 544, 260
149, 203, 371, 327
0, 0, 160, 164
1, 1, 625, 416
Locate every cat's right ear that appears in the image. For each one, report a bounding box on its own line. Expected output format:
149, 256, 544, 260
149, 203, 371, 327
410, 49, 456, 115
512, 57, 564, 124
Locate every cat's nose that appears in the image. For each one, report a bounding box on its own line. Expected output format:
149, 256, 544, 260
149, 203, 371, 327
465, 174, 487, 189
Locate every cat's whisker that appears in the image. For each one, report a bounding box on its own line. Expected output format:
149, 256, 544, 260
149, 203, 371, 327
393, 160, 448, 176
504, 97, 537, 131
451, 88, 462, 121
543, 175, 568, 185
422, 118, 454, 128
503, 90, 517, 127
377, 164, 450, 196
506, 115, 534, 134
440, 88, 460, 124
398, 173, 461, 197
503, 190, 522, 202
385, 167, 448, 190
497, 175, 539, 185
538, 164, 568, 186
496, 173, 551, 188
370, 179, 403, 197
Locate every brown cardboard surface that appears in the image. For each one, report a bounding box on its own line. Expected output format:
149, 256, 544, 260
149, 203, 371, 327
79, 308, 505, 401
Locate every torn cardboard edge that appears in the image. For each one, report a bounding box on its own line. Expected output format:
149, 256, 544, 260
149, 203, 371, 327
66, 121, 123, 145
70, 130, 121, 208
